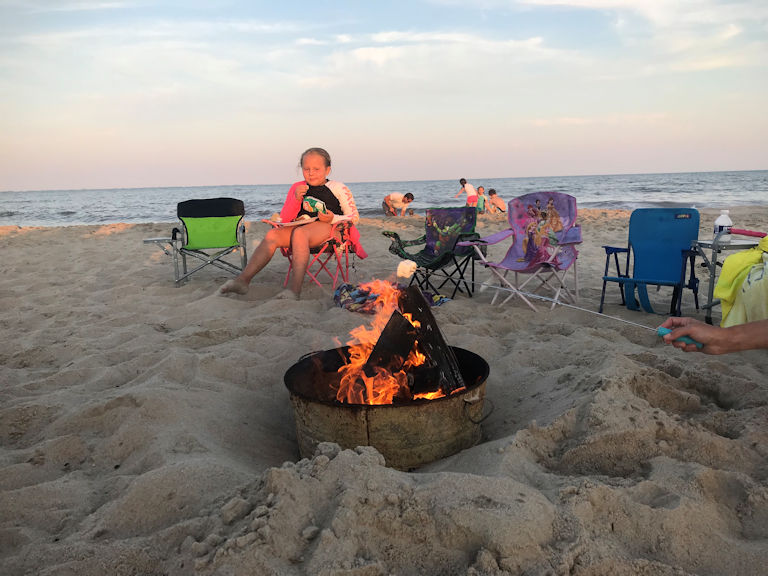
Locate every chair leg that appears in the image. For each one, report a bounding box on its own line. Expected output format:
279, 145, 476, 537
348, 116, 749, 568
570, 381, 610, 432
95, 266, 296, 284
435, 256, 473, 298
179, 252, 188, 285
615, 253, 626, 305
483, 267, 537, 310
172, 244, 181, 283
304, 250, 332, 288
599, 281, 607, 313
670, 285, 682, 316
573, 262, 579, 301
600, 251, 627, 312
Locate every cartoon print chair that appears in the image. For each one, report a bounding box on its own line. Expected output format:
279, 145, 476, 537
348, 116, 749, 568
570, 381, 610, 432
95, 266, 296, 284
599, 208, 700, 315
459, 192, 582, 310
143, 197, 247, 285
382, 207, 480, 298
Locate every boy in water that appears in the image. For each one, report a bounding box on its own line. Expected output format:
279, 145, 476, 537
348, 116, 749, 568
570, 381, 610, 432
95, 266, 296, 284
486, 189, 506, 214
382, 192, 415, 216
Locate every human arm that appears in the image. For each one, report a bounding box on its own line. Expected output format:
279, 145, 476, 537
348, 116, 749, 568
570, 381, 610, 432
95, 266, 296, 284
280, 181, 307, 222
327, 180, 360, 224
383, 194, 396, 215
660, 317, 768, 354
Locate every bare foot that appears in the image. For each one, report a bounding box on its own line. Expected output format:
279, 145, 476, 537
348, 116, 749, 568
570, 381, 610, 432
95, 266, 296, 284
219, 278, 249, 295
274, 288, 300, 301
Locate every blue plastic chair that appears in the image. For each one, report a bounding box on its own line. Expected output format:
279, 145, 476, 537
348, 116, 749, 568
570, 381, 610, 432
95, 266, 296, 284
600, 208, 700, 315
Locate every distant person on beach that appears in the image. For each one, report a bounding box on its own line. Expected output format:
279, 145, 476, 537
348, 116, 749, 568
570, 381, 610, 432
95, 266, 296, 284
219, 147, 365, 300
660, 317, 768, 355
454, 178, 478, 207
487, 189, 506, 214
476, 186, 487, 214
382, 192, 414, 217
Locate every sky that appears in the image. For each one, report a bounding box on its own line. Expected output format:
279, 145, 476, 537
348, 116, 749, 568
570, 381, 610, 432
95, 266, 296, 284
1, 0, 767, 191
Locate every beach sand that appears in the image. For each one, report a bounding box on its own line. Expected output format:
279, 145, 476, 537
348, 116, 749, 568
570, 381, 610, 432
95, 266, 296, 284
1, 207, 767, 575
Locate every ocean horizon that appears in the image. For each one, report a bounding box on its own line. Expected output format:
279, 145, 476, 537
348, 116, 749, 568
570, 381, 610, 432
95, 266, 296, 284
2, 169, 766, 227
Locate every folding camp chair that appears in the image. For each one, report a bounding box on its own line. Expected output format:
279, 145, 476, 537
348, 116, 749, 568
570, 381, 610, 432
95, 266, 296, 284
382, 207, 480, 298
143, 197, 247, 285
599, 208, 700, 315
277, 220, 357, 289
459, 192, 582, 310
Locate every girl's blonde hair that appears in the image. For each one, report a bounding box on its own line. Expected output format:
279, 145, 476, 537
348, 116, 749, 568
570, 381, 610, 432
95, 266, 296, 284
300, 147, 331, 168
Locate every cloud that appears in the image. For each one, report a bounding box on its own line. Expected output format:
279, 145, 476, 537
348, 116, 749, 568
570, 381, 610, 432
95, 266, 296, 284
531, 113, 666, 127
296, 37, 326, 46
517, 0, 768, 28
17, 0, 133, 13
350, 45, 406, 67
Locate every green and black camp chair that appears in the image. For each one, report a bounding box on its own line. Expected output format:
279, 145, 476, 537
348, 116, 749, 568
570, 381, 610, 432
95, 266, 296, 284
144, 197, 247, 284
382, 207, 481, 298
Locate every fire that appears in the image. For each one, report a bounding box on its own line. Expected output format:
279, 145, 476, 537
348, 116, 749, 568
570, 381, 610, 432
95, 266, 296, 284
336, 280, 454, 405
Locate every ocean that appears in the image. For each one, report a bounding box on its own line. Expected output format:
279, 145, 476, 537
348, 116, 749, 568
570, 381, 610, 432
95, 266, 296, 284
1, 170, 766, 227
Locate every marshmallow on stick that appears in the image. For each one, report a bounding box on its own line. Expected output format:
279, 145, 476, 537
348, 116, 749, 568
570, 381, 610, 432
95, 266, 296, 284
397, 260, 418, 280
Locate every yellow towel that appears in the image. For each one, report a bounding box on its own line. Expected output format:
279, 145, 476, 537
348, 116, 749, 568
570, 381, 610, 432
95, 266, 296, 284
722, 252, 768, 327
713, 236, 768, 325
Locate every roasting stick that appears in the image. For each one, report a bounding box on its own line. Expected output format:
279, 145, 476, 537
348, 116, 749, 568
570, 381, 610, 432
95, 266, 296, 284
473, 280, 703, 348
392, 260, 703, 348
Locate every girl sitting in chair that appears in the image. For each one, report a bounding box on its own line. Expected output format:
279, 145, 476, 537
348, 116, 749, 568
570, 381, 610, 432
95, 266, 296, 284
219, 147, 366, 300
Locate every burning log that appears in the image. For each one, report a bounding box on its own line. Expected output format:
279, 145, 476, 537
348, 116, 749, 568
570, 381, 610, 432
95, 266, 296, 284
338, 282, 466, 405
397, 286, 466, 395
359, 285, 465, 397
363, 310, 418, 378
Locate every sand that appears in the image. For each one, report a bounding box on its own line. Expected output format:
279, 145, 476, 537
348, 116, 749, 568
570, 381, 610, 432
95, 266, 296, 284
1, 207, 767, 576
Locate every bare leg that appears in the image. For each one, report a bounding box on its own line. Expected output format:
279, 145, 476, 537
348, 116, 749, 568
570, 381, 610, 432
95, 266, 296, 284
220, 226, 293, 294
285, 221, 334, 297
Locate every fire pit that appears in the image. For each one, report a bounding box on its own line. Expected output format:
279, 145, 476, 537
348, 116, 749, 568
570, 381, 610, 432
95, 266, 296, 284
283, 284, 490, 470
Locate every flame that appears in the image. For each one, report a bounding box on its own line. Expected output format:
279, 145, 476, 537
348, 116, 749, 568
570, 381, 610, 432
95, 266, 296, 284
336, 280, 453, 405
413, 391, 443, 401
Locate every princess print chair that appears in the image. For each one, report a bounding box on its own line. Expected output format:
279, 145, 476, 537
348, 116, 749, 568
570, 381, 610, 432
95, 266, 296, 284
459, 192, 582, 310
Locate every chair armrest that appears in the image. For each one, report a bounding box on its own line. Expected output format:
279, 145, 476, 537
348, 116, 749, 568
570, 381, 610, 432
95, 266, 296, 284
731, 228, 767, 238
382, 230, 402, 243
602, 244, 629, 278
331, 220, 351, 231
382, 231, 426, 248
559, 225, 582, 244
458, 228, 514, 247
456, 232, 487, 257
383, 230, 427, 259
171, 227, 185, 244
328, 220, 352, 244
457, 231, 481, 244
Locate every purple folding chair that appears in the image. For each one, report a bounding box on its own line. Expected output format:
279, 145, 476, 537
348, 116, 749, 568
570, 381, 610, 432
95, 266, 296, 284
459, 192, 582, 310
